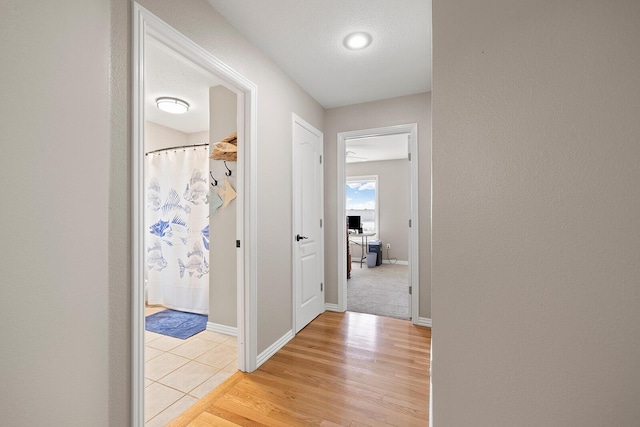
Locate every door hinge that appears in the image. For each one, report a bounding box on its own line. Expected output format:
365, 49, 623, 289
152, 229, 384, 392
409, 286, 412, 295
319, 155, 322, 164
408, 152, 412, 161
320, 219, 323, 227
236, 240, 241, 248
409, 219, 412, 228
320, 282, 323, 292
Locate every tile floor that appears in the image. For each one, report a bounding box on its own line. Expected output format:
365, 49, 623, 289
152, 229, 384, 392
145, 306, 237, 426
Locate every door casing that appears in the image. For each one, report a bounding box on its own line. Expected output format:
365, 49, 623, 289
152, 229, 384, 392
336, 124, 420, 321
132, 4, 258, 426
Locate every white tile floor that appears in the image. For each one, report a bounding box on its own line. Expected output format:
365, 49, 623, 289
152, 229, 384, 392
145, 307, 237, 426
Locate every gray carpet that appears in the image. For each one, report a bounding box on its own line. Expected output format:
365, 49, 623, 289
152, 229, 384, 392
347, 263, 410, 320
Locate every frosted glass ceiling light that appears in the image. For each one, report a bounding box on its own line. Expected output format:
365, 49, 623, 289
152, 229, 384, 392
343, 32, 372, 50
156, 97, 189, 114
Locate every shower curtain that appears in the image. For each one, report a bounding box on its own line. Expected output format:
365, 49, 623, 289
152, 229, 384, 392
145, 147, 210, 315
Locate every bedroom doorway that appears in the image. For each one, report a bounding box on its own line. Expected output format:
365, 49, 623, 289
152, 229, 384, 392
345, 136, 410, 320
337, 124, 420, 323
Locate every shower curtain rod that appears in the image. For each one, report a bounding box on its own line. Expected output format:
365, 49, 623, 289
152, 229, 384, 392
145, 143, 209, 156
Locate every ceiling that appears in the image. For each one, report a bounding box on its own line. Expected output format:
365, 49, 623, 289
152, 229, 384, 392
208, 0, 431, 109
346, 134, 408, 163
145, 38, 224, 134
144, 1, 430, 161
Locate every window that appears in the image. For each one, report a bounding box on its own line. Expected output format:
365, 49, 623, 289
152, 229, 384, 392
346, 175, 378, 234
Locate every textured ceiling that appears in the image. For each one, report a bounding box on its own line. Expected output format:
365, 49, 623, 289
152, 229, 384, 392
144, 1, 430, 160
346, 134, 409, 163
208, 0, 431, 108
145, 38, 224, 134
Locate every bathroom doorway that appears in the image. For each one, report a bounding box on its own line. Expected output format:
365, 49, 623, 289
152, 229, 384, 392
133, 4, 258, 426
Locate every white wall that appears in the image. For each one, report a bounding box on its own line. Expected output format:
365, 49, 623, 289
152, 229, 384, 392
145, 122, 208, 152
187, 130, 209, 145
109, 0, 132, 422
432, 0, 640, 425
0, 0, 111, 425
324, 93, 431, 318
145, 121, 189, 152
208, 85, 237, 328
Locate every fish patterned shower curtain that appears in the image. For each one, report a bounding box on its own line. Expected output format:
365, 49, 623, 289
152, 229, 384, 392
145, 147, 210, 315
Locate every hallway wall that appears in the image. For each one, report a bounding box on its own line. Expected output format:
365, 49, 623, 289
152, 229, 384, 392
0, 0, 111, 425
432, 0, 640, 425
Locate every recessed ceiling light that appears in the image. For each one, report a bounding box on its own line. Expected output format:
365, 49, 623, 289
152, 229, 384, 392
156, 97, 189, 114
343, 32, 372, 50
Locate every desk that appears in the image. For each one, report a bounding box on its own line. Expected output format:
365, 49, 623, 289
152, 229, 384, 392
348, 232, 376, 268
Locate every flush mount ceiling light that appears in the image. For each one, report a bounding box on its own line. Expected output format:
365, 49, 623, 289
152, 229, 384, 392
156, 97, 189, 114
343, 32, 372, 50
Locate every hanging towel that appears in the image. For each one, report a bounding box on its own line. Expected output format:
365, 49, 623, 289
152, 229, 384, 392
207, 189, 223, 216
220, 178, 237, 208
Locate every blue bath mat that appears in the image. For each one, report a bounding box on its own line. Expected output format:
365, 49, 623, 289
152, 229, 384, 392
145, 309, 208, 339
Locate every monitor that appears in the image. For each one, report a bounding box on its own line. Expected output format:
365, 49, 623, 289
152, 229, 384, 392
347, 215, 362, 233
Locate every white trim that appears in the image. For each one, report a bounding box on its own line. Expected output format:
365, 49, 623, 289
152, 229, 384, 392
132, 7, 145, 426
242, 56, 259, 376
337, 124, 420, 324
206, 322, 238, 337
325, 303, 341, 312
292, 114, 325, 334
417, 317, 432, 327
132, 4, 258, 426
381, 259, 409, 265
256, 330, 295, 368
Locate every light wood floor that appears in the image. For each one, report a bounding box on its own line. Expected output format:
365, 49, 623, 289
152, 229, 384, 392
169, 311, 431, 426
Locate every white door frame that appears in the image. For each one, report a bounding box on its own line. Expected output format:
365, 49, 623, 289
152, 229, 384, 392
132, 4, 258, 426
336, 124, 419, 322
292, 114, 325, 333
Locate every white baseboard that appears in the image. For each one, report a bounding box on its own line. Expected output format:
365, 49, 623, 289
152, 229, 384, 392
325, 303, 341, 312
381, 259, 409, 265
256, 329, 294, 368
416, 317, 432, 327
206, 322, 237, 337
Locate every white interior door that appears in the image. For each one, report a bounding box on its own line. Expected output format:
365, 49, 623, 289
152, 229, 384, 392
293, 115, 324, 333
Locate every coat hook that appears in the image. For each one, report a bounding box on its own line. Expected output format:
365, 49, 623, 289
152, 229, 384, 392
209, 171, 218, 186
224, 161, 232, 177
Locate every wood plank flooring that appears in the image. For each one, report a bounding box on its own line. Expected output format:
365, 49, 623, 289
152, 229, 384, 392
169, 311, 431, 426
